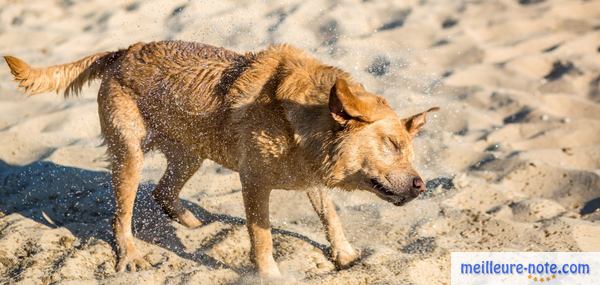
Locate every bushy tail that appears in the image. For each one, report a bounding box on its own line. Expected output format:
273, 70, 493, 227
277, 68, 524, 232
4, 51, 119, 97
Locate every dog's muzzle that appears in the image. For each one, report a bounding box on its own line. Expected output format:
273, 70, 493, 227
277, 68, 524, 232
369, 176, 425, 206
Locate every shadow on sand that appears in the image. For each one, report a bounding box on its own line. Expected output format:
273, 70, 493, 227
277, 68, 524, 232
0, 160, 328, 275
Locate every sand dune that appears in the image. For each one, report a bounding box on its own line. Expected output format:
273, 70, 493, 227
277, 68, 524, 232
0, 0, 598, 284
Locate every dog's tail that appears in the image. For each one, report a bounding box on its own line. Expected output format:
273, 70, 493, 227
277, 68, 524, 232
4, 51, 120, 97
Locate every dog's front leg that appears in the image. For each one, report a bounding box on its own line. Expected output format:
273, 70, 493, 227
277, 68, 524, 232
307, 188, 359, 269
242, 184, 281, 278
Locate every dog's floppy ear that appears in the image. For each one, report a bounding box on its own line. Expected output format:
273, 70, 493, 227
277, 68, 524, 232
404, 107, 440, 136
329, 78, 369, 125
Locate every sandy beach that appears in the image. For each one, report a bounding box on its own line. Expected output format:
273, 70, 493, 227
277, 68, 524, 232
0, 0, 599, 284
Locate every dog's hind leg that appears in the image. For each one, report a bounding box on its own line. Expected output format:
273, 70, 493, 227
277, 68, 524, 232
307, 188, 359, 269
152, 148, 203, 228
99, 79, 150, 272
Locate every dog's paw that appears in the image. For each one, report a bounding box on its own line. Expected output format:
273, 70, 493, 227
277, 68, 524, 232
258, 265, 282, 279
116, 252, 151, 272
333, 247, 360, 269
255, 256, 282, 279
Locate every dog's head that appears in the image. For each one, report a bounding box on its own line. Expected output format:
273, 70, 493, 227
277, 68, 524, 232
325, 78, 438, 206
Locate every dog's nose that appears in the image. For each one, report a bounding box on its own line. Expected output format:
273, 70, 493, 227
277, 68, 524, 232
412, 177, 425, 192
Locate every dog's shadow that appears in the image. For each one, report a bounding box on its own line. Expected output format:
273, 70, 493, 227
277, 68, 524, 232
0, 159, 328, 274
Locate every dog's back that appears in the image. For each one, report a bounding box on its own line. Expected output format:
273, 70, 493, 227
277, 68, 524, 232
116, 41, 251, 111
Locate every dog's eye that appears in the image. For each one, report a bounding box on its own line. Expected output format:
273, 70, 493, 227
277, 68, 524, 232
385, 137, 402, 154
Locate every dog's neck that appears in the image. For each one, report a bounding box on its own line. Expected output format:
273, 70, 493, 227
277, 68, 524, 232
262, 46, 352, 188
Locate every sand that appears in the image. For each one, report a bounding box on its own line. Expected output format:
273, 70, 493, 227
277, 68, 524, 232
0, 0, 599, 284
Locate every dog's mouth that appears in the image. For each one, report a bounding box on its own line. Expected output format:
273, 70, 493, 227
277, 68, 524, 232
369, 178, 411, 206
370, 178, 395, 196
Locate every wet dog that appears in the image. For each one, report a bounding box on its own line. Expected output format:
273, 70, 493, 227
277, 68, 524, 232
4, 41, 438, 277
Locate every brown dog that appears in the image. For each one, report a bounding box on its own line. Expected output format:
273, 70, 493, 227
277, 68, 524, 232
4, 41, 438, 278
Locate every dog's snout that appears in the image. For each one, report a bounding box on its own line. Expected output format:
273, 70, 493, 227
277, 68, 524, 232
412, 177, 424, 192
